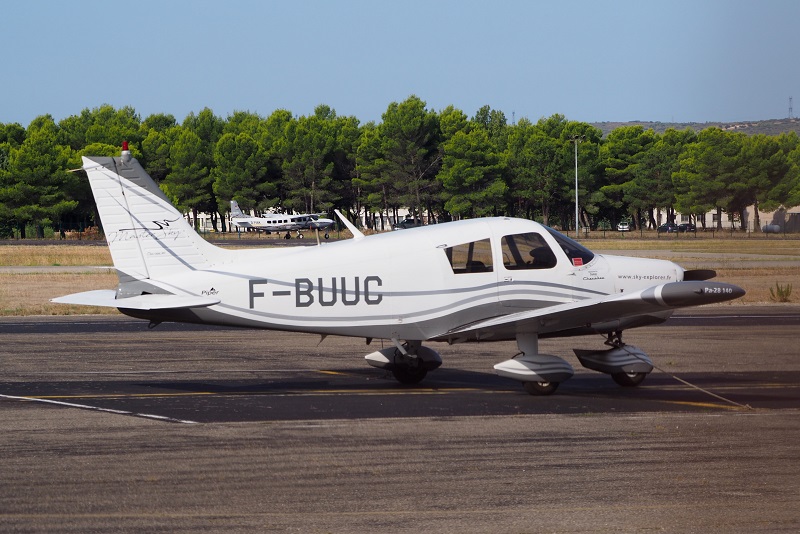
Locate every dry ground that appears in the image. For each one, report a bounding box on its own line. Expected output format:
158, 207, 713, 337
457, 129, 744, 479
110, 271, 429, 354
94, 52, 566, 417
1, 238, 798, 316
0, 244, 111, 266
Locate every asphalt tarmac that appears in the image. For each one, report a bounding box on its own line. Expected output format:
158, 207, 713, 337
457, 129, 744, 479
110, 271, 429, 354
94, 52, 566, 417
2, 306, 799, 532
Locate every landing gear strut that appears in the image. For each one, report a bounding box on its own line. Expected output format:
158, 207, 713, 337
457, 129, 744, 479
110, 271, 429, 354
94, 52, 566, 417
605, 330, 624, 348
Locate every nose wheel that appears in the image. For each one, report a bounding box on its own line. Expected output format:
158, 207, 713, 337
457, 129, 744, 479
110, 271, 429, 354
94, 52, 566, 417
572, 331, 653, 389
523, 381, 559, 395
391, 365, 428, 384
612, 371, 647, 387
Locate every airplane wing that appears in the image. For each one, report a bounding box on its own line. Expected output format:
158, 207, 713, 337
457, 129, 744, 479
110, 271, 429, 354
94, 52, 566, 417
51, 290, 220, 310
436, 281, 744, 342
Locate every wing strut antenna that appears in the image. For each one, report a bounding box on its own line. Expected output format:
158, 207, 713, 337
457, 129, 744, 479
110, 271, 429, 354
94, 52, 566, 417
334, 209, 365, 240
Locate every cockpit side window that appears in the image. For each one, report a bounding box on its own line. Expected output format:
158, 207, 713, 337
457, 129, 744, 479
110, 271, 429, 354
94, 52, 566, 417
544, 227, 595, 266
444, 238, 493, 274
501, 233, 557, 270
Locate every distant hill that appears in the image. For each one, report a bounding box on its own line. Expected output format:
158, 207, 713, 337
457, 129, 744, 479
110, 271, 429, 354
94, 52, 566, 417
590, 118, 800, 137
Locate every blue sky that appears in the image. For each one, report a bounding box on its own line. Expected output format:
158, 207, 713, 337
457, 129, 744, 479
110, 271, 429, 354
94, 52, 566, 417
3, 0, 799, 127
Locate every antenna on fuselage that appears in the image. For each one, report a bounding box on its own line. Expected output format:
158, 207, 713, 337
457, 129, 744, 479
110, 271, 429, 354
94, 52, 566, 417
334, 210, 365, 240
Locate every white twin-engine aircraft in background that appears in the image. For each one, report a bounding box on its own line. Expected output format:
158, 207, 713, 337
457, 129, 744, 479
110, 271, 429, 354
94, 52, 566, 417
230, 200, 334, 238
53, 145, 745, 395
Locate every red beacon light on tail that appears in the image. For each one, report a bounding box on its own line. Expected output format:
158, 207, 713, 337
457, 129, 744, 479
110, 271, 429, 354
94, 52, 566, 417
121, 141, 131, 163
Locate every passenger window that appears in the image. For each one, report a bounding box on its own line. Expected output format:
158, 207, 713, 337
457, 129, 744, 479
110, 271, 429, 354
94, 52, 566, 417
444, 239, 493, 274
501, 233, 557, 270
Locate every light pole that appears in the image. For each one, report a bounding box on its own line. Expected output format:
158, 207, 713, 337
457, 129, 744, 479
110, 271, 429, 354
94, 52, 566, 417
569, 135, 585, 238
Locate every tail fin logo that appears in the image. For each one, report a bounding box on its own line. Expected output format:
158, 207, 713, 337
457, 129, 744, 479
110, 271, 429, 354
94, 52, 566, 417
109, 217, 185, 243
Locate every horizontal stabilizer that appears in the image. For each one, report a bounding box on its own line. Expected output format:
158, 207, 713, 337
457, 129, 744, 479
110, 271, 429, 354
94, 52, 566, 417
51, 290, 220, 310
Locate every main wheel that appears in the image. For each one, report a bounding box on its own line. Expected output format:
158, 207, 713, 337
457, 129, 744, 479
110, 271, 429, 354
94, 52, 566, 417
523, 381, 559, 396
392, 365, 428, 385
612, 371, 647, 387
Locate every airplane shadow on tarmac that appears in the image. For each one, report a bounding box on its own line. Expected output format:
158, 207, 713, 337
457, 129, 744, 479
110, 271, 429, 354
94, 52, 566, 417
107, 367, 800, 422
4, 368, 797, 424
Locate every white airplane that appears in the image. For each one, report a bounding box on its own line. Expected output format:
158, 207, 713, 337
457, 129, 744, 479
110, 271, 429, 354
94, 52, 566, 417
230, 200, 334, 238
53, 145, 745, 395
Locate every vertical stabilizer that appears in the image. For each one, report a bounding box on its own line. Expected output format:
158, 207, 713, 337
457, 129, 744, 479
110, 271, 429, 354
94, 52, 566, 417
82, 151, 226, 282
230, 200, 245, 218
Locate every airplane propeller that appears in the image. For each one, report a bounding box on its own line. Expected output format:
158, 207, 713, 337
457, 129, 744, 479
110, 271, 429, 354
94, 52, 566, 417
683, 269, 717, 281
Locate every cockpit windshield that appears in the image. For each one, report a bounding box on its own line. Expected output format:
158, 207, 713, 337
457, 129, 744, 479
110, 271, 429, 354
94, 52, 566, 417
544, 226, 595, 266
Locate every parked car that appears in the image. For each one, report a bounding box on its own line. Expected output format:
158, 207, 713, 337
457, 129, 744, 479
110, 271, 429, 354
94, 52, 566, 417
678, 223, 696, 233
392, 218, 424, 230
657, 222, 680, 233
616, 221, 631, 232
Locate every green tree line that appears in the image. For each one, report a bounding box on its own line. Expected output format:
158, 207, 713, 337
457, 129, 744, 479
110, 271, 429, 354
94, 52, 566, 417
2, 98, 799, 238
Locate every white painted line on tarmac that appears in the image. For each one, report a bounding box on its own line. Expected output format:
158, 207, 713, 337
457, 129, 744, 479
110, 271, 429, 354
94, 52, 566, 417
11, 368, 319, 376
0, 393, 198, 424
